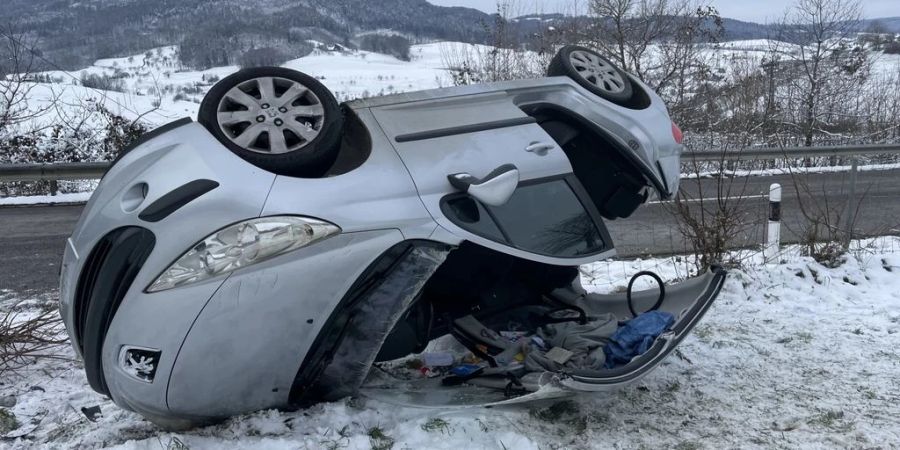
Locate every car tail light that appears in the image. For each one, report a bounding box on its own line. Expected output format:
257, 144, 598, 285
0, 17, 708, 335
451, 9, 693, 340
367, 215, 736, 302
672, 122, 684, 145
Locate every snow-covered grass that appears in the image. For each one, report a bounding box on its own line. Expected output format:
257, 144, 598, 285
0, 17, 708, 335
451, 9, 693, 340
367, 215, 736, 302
1, 238, 899, 449
0, 192, 93, 206
8, 34, 897, 135
682, 161, 900, 180
23, 42, 463, 132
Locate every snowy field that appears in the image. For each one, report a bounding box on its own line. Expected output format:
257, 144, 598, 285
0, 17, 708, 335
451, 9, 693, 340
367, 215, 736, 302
1, 238, 899, 449
23, 42, 469, 131
0, 192, 93, 206
20, 39, 900, 131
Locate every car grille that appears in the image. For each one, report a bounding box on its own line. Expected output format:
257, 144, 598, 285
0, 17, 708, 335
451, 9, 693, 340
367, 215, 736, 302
73, 227, 155, 395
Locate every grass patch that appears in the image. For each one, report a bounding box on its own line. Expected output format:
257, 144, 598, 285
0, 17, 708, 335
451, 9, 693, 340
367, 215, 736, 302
807, 410, 845, 428
777, 332, 813, 345
165, 437, 190, 450
674, 442, 704, 450
529, 400, 587, 436
367, 426, 394, 450
0, 408, 18, 434
857, 387, 877, 400
692, 325, 713, 342
529, 400, 579, 423
421, 418, 451, 434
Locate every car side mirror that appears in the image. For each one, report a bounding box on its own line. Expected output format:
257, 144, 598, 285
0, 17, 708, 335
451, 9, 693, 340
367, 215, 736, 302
448, 164, 519, 207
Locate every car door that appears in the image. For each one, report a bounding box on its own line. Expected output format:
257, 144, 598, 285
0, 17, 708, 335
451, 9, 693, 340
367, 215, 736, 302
370, 95, 615, 265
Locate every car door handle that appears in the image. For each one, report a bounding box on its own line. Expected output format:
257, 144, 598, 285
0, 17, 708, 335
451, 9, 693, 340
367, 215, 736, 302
448, 164, 519, 207
525, 141, 555, 156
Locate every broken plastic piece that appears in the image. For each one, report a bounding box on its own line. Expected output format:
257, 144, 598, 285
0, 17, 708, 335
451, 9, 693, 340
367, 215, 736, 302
545, 347, 574, 365
81, 405, 102, 422
422, 353, 454, 367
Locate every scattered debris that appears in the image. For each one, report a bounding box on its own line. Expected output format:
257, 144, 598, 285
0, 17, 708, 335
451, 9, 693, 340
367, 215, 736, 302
80, 405, 102, 422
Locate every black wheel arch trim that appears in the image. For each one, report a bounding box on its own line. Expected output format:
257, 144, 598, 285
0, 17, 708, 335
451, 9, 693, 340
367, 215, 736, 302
77, 227, 156, 396
288, 240, 451, 406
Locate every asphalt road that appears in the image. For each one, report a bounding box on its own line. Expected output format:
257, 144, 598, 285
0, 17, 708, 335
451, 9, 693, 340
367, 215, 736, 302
2, 169, 898, 295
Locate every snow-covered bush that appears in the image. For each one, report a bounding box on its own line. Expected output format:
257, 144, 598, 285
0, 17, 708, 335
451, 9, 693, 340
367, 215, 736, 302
80, 73, 126, 93
0, 307, 67, 375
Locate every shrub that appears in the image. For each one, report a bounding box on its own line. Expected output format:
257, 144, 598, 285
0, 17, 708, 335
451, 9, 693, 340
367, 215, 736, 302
0, 309, 67, 374
239, 47, 289, 68
359, 34, 411, 61
80, 73, 126, 92
95, 104, 148, 160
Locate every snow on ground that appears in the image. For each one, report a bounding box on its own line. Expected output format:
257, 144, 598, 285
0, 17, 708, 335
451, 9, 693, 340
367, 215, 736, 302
23, 42, 466, 132
871, 49, 900, 78
15, 38, 900, 133
682, 161, 900, 179
0, 192, 93, 206
1, 238, 899, 449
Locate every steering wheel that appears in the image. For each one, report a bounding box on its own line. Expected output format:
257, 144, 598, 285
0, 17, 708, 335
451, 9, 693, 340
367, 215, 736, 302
626, 271, 666, 318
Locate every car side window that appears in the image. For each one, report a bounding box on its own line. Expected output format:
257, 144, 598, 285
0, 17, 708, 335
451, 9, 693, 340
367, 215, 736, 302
442, 178, 608, 258
444, 196, 506, 243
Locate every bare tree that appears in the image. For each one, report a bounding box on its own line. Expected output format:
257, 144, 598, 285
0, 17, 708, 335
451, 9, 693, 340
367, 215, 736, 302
0, 25, 56, 139
775, 0, 870, 148
0, 308, 69, 374
441, 0, 573, 86
584, 0, 722, 107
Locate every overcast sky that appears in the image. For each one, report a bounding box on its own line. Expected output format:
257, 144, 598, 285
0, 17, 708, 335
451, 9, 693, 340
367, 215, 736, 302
427, 0, 899, 23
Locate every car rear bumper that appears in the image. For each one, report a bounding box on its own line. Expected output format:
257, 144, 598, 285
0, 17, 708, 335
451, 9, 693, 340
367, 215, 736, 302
561, 266, 727, 390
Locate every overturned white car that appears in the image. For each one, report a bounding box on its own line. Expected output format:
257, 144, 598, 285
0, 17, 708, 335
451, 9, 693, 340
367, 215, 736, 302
58, 45, 726, 427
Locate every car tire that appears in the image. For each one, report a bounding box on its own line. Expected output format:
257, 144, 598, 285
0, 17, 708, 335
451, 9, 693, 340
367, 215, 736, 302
548, 45, 634, 105
198, 67, 343, 177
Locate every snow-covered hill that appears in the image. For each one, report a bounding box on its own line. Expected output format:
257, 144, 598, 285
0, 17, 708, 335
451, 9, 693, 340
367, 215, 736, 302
17, 38, 900, 131
29, 42, 474, 129
5, 38, 897, 169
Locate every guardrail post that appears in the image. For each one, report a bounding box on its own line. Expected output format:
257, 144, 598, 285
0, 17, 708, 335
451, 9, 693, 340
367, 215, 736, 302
49, 179, 59, 197
765, 183, 782, 262
842, 157, 859, 250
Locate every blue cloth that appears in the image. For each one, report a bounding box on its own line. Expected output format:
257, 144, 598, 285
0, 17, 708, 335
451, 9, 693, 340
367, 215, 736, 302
604, 311, 675, 369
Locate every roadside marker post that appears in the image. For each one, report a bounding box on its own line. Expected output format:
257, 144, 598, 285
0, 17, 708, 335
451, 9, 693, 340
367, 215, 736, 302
842, 157, 859, 250
765, 183, 782, 262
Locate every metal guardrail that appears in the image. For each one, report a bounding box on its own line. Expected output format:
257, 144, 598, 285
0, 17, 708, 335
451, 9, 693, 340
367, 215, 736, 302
685, 143, 900, 161
1, 144, 899, 183
0, 162, 108, 182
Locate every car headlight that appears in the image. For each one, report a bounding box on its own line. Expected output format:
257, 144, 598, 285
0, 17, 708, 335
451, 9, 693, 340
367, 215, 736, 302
147, 216, 340, 293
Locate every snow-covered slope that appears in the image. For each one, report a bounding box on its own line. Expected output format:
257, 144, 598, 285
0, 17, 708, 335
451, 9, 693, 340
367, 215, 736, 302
20, 39, 900, 132
28, 42, 471, 129
1, 239, 899, 449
